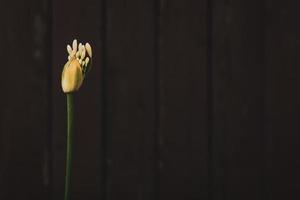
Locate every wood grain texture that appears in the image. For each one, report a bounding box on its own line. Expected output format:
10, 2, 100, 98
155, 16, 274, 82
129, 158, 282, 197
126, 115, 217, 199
52, 0, 103, 199
105, 1, 157, 200
158, 0, 209, 199
2, 1, 300, 199
265, 1, 300, 199
211, 0, 266, 199
0, 0, 51, 199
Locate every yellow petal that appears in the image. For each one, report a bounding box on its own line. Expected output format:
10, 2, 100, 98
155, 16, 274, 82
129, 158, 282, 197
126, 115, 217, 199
61, 59, 83, 93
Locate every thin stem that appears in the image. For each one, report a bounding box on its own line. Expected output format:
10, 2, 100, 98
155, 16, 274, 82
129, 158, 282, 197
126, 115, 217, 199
65, 93, 74, 200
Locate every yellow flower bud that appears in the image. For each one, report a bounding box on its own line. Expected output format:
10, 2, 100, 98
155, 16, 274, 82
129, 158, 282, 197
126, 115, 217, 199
61, 58, 83, 93
61, 39, 93, 93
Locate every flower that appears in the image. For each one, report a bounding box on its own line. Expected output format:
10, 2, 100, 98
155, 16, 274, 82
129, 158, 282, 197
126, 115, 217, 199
61, 39, 93, 93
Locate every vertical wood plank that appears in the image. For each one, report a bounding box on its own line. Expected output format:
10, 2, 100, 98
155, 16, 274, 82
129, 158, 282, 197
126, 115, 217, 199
0, 0, 51, 199
211, 0, 266, 200
158, 0, 209, 199
52, 0, 103, 199
105, 1, 157, 200
265, 1, 300, 199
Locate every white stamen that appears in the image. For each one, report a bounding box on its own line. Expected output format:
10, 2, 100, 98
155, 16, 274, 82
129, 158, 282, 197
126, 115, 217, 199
76, 51, 80, 58
72, 39, 77, 54
79, 47, 83, 57
81, 48, 86, 59
70, 51, 75, 58
85, 57, 89, 66
85, 43, 92, 57
67, 45, 72, 55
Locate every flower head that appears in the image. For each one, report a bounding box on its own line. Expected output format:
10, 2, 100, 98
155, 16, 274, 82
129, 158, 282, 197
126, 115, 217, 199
61, 39, 93, 93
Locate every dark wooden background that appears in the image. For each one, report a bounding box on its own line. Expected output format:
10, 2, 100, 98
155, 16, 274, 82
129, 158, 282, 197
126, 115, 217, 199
1, 0, 300, 199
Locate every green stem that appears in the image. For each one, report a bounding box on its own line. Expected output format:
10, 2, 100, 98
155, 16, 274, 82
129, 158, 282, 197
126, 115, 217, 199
65, 93, 74, 200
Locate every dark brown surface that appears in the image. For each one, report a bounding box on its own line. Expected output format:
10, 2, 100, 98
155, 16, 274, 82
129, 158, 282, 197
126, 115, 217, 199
265, 1, 300, 199
0, 0, 51, 199
211, 1, 266, 200
1, 0, 300, 200
105, 0, 157, 200
158, 0, 209, 199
